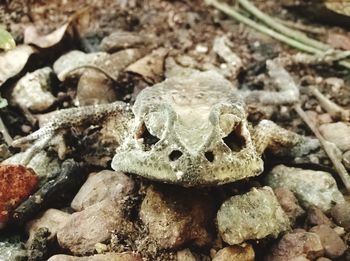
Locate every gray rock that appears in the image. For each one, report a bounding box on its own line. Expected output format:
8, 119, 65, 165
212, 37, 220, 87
319, 122, 350, 151
139, 185, 214, 249
0, 235, 27, 261
310, 225, 347, 258
217, 187, 290, 245
71, 170, 134, 211
330, 201, 350, 231
267, 230, 324, 261
47, 252, 142, 261
57, 198, 134, 255
212, 244, 255, 261
274, 187, 305, 224
10, 67, 56, 112
266, 165, 344, 211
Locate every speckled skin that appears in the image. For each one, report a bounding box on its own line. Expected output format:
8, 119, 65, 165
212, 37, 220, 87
13, 70, 318, 187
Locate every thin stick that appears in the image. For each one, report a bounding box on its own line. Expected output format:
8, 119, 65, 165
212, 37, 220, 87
294, 104, 350, 193
0, 116, 12, 145
275, 18, 326, 35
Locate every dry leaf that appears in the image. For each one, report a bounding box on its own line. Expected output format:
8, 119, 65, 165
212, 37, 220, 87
0, 45, 36, 87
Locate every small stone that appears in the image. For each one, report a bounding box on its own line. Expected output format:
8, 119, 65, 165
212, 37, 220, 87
266, 165, 344, 211
71, 170, 134, 211
10, 67, 56, 112
26, 209, 70, 245
310, 225, 347, 258
57, 198, 134, 255
318, 113, 333, 125
212, 244, 255, 261
316, 258, 332, 261
0, 235, 27, 260
330, 201, 350, 231
217, 187, 290, 245
305, 206, 333, 228
319, 122, 350, 151
47, 252, 142, 261
274, 187, 304, 223
177, 249, 197, 261
267, 230, 324, 261
139, 185, 214, 249
343, 150, 350, 169
0, 164, 38, 228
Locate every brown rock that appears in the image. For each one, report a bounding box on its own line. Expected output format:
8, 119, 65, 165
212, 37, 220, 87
0, 164, 38, 228
26, 209, 70, 245
57, 199, 133, 255
331, 201, 350, 231
267, 230, 324, 261
177, 249, 197, 261
139, 185, 214, 249
319, 122, 350, 151
47, 252, 142, 261
310, 225, 347, 258
316, 257, 332, 261
212, 244, 255, 261
71, 170, 134, 211
305, 206, 333, 228
274, 187, 304, 223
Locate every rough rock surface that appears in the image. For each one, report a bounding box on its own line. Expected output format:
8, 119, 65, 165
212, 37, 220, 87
47, 252, 142, 261
330, 201, 350, 231
26, 208, 70, 245
305, 207, 333, 228
71, 170, 134, 211
212, 244, 255, 261
267, 230, 324, 261
177, 249, 197, 261
266, 165, 344, 211
217, 187, 290, 245
274, 187, 304, 223
57, 198, 134, 255
139, 185, 214, 249
310, 225, 347, 258
319, 122, 350, 151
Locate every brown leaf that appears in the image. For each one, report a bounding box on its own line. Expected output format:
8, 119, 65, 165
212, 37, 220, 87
24, 23, 70, 49
0, 45, 36, 87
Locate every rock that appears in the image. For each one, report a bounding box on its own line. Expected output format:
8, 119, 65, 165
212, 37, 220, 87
316, 258, 332, 261
177, 249, 197, 261
305, 206, 333, 228
10, 67, 56, 112
0, 234, 27, 260
71, 170, 134, 211
48, 252, 142, 261
27, 227, 51, 261
331, 201, 350, 231
310, 225, 347, 258
212, 244, 255, 261
3, 151, 61, 186
26, 209, 70, 245
343, 150, 350, 169
319, 122, 350, 151
267, 230, 324, 261
217, 187, 290, 245
0, 164, 38, 228
57, 198, 134, 255
266, 165, 344, 211
139, 185, 214, 249
274, 187, 304, 223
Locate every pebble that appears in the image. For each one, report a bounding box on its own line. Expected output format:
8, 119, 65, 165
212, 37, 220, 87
212, 244, 255, 261
217, 187, 290, 245
305, 206, 333, 228
47, 252, 142, 261
139, 185, 214, 249
71, 170, 134, 211
266, 165, 344, 211
319, 122, 350, 151
57, 198, 134, 255
177, 249, 197, 261
331, 201, 350, 231
274, 187, 304, 224
267, 230, 324, 261
310, 225, 347, 258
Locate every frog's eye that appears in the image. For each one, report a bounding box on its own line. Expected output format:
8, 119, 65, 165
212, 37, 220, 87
219, 114, 246, 152
135, 112, 166, 150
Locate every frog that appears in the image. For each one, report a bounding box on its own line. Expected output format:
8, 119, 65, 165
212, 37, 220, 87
12, 56, 318, 187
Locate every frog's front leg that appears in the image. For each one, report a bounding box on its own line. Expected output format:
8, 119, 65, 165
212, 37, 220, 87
12, 101, 132, 165
252, 119, 319, 157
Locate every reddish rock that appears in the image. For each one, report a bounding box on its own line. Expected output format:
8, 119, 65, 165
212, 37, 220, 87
274, 187, 304, 223
330, 201, 350, 231
305, 206, 333, 228
310, 225, 347, 258
47, 252, 142, 261
0, 164, 38, 227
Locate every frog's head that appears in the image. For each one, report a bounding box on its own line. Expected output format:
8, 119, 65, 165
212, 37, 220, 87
112, 71, 263, 186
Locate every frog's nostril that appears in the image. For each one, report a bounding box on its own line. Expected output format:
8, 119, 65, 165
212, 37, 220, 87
169, 150, 183, 161
205, 151, 215, 162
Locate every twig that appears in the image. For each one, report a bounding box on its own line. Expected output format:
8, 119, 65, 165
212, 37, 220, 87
294, 104, 350, 193
0, 116, 12, 145
275, 18, 326, 35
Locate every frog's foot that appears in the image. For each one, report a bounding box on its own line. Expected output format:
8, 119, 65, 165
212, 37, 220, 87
240, 59, 299, 105
252, 119, 319, 157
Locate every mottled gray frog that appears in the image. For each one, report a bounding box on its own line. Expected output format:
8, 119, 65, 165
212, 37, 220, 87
13, 61, 318, 187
